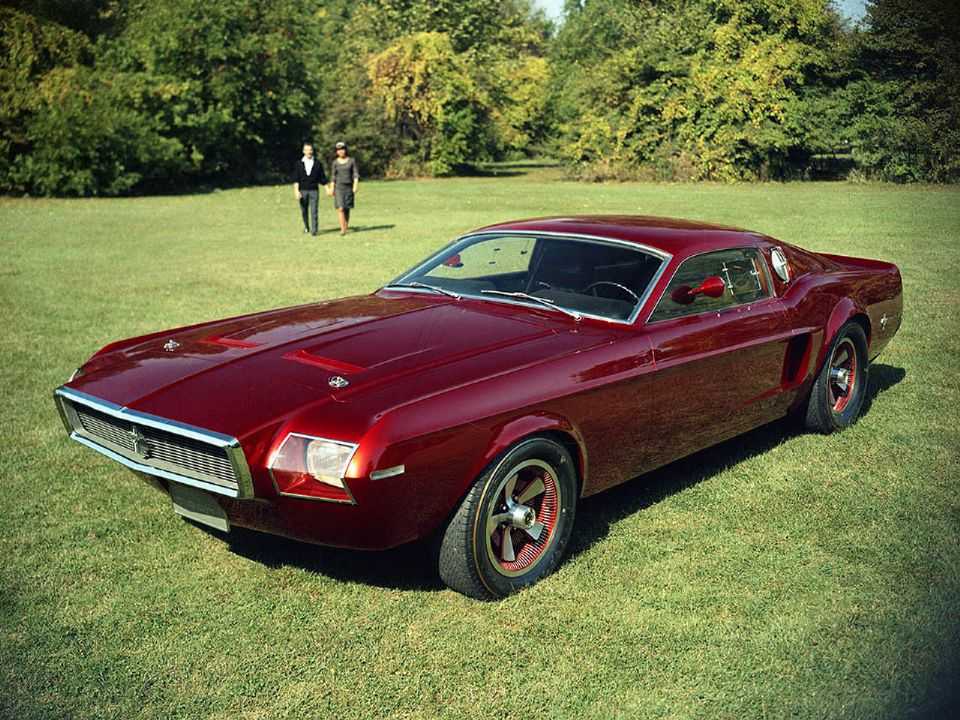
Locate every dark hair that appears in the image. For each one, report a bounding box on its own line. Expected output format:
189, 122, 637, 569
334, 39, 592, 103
302, 141, 314, 147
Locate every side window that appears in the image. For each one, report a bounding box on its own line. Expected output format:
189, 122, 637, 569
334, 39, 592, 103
650, 248, 771, 322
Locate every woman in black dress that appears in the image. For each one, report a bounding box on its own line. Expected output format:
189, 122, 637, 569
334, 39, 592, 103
328, 141, 359, 235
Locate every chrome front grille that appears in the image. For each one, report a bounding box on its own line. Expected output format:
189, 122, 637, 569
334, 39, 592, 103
74, 405, 238, 486
55, 387, 252, 498
76, 407, 138, 450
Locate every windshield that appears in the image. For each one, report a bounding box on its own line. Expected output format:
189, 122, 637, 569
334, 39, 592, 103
390, 233, 666, 322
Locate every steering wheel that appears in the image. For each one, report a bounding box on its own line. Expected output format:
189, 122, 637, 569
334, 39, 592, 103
581, 281, 641, 303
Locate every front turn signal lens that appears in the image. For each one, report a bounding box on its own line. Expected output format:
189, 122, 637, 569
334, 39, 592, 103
268, 434, 357, 503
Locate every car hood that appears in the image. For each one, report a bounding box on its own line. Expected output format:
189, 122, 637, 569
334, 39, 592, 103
70, 292, 611, 441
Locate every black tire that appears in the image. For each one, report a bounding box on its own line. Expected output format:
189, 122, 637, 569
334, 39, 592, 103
804, 321, 869, 433
438, 437, 578, 599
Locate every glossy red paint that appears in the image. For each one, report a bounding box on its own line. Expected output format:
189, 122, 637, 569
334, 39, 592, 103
57, 216, 903, 551
201, 335, 260, 349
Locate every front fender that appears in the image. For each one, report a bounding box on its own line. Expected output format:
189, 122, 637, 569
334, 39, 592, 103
465, 413, 589, 496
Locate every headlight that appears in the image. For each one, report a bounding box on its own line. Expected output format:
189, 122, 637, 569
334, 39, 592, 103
305, 440, 356, 487
268, 433, 358, 503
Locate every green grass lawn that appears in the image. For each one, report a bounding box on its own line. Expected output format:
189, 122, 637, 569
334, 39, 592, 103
1, 173, 959, 719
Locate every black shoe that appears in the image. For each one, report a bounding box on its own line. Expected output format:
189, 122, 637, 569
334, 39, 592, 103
311, 232, 318, 236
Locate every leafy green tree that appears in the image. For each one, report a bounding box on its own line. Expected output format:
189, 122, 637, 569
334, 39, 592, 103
102, 0, 323, 181
2, 7, 185, 195
9, 65, 189, 195
2, 1, 338, 194
0, 8, 91, 190
550, 0, 715, 179
368, 31, 487, 175
677, 0, 842, 180
327, 0, 550, 176
3, 0, 555, 191
551, 0, 843, 180
840, 0, 960, 182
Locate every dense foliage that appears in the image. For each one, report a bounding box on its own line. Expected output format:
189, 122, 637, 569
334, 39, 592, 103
0, 0, 957, 194
841, 0, 960, 182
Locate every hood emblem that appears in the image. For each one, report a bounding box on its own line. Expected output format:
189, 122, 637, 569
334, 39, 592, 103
328, 375, 350, 389
129, 426, 150, 459
163, 339, 181, 352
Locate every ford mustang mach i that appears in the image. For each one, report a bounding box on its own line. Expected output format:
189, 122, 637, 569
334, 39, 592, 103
55, 216, 902, 598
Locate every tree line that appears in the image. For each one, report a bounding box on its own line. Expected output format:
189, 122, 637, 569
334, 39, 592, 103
1, 0, 957, 195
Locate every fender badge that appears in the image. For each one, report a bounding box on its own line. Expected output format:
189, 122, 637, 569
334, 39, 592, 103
328, 375, 350, 389
163, 339, 181, 352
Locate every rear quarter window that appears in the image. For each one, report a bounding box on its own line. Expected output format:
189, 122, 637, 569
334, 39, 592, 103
784, 245, 825, 276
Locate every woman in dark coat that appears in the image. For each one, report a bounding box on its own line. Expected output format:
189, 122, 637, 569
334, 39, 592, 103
328, 141, 359, 235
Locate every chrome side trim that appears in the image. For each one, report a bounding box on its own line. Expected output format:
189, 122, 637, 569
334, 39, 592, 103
385, 230, 673, 326
370, 464, 405, 481
54, 386, 254, 499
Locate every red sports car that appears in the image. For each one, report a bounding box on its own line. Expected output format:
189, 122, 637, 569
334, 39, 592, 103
55, 216, 902, 598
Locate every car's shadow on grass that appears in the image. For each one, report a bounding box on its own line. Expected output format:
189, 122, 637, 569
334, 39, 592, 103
221, 363, 905, 593
567, 362, 906, 561
224, 529, 443, 592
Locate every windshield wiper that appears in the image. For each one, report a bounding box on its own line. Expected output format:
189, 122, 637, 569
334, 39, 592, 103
383, 281, 460, 299
480, 290, 582, 321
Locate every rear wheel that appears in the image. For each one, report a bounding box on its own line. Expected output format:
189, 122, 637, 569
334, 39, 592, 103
439, 437, 578, 599
804, 322, 869, 433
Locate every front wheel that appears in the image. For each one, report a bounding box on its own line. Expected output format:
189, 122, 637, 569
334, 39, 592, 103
804, 322, 869, 433
439, 437, 578, 599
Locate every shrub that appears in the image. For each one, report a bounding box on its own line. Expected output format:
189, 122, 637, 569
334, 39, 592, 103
9, 67, 189, 196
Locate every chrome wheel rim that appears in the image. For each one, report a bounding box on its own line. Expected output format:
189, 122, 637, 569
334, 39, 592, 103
484, 459, 560, 578
828, 337, 858, 413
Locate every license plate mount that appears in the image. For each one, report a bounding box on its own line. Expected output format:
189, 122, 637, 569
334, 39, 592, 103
170, 482, 230, 533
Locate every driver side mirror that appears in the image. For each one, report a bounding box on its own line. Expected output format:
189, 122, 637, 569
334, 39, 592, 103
670, 275, 726, 305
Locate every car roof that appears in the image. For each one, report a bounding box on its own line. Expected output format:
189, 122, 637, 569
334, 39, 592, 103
469, 215, 766, 258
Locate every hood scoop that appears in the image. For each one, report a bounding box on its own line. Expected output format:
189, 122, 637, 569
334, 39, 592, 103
283, 349, 366, 374
201, 335, 261, 349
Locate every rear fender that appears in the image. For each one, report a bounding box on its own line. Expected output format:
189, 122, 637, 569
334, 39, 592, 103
818, 298, 867, 372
